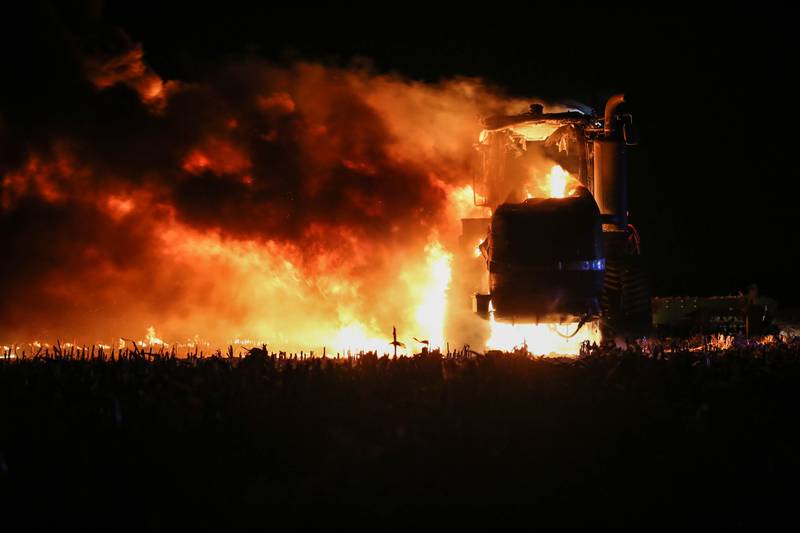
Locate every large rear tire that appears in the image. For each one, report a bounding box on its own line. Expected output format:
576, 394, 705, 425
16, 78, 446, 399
601, 239, 652, 339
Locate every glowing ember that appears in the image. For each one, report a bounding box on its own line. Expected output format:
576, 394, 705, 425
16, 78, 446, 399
144, 326, 165, 346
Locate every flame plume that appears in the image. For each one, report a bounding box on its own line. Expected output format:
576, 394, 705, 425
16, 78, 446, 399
1, 28, 596, 356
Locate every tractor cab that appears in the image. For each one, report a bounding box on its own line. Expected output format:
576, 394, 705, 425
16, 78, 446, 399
461, 96, 650, 336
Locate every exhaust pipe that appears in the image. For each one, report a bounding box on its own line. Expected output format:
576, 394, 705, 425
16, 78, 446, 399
594, 94, 628, 227
603, 94, 626, 136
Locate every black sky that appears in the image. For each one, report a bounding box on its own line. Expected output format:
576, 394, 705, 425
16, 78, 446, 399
4, 2, 796, 301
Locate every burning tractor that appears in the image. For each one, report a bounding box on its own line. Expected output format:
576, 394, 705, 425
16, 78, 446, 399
461, 94, 650, 339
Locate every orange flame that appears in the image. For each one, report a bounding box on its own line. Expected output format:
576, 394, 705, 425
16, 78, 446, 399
524, 164, 582, 200
485, 301, 601, 356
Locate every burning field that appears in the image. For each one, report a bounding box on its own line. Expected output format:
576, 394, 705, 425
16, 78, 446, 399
1, 37, 600, 356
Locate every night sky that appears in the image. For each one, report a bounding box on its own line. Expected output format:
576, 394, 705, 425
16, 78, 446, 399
4, 3, 795, 302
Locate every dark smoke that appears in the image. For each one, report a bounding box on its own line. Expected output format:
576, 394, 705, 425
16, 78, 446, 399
1, 5, 525, 346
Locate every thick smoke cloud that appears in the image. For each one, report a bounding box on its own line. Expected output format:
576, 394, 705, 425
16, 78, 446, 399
1, 7, 529, 348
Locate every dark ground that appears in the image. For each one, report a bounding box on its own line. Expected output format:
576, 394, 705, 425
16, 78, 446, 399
2, 340, 800, 528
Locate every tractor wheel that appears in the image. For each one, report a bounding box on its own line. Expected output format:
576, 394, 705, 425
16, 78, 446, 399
601, 255, 652, 339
